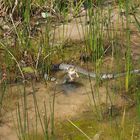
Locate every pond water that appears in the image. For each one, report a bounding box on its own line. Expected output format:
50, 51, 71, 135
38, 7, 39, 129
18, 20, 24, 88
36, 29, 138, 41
0, 2, 140, 139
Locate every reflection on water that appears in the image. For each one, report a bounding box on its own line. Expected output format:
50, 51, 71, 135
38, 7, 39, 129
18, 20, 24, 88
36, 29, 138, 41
61, 82, 83, 94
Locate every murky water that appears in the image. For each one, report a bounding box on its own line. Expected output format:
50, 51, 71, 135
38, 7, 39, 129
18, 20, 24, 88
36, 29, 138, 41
61, 81, 84, 94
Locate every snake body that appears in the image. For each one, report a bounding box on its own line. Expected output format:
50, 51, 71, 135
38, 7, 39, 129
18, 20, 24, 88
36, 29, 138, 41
58, 63, 140, 80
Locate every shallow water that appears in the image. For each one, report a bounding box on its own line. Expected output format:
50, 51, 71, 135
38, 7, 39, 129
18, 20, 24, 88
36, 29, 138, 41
61, 82, 84, 94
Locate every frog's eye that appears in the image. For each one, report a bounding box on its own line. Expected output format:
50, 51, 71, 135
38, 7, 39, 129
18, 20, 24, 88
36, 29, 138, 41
67, 67, 71, 70
68, 67, 73, 70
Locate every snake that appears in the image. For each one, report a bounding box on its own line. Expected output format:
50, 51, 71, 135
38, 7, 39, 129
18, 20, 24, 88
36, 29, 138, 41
56, 63, 140, 80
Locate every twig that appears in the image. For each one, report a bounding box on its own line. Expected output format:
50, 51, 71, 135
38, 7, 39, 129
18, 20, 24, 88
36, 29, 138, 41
35, 45, 42, 69
9, 13, 21, 44
67, 119, 92, 140
11, 0, 18, 15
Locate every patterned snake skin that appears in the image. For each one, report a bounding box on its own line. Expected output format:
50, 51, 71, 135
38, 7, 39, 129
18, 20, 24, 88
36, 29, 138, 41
59, 63, 140, 80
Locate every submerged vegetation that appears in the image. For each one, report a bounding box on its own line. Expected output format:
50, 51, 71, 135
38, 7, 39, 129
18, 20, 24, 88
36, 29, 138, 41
0, 0, 140, 140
